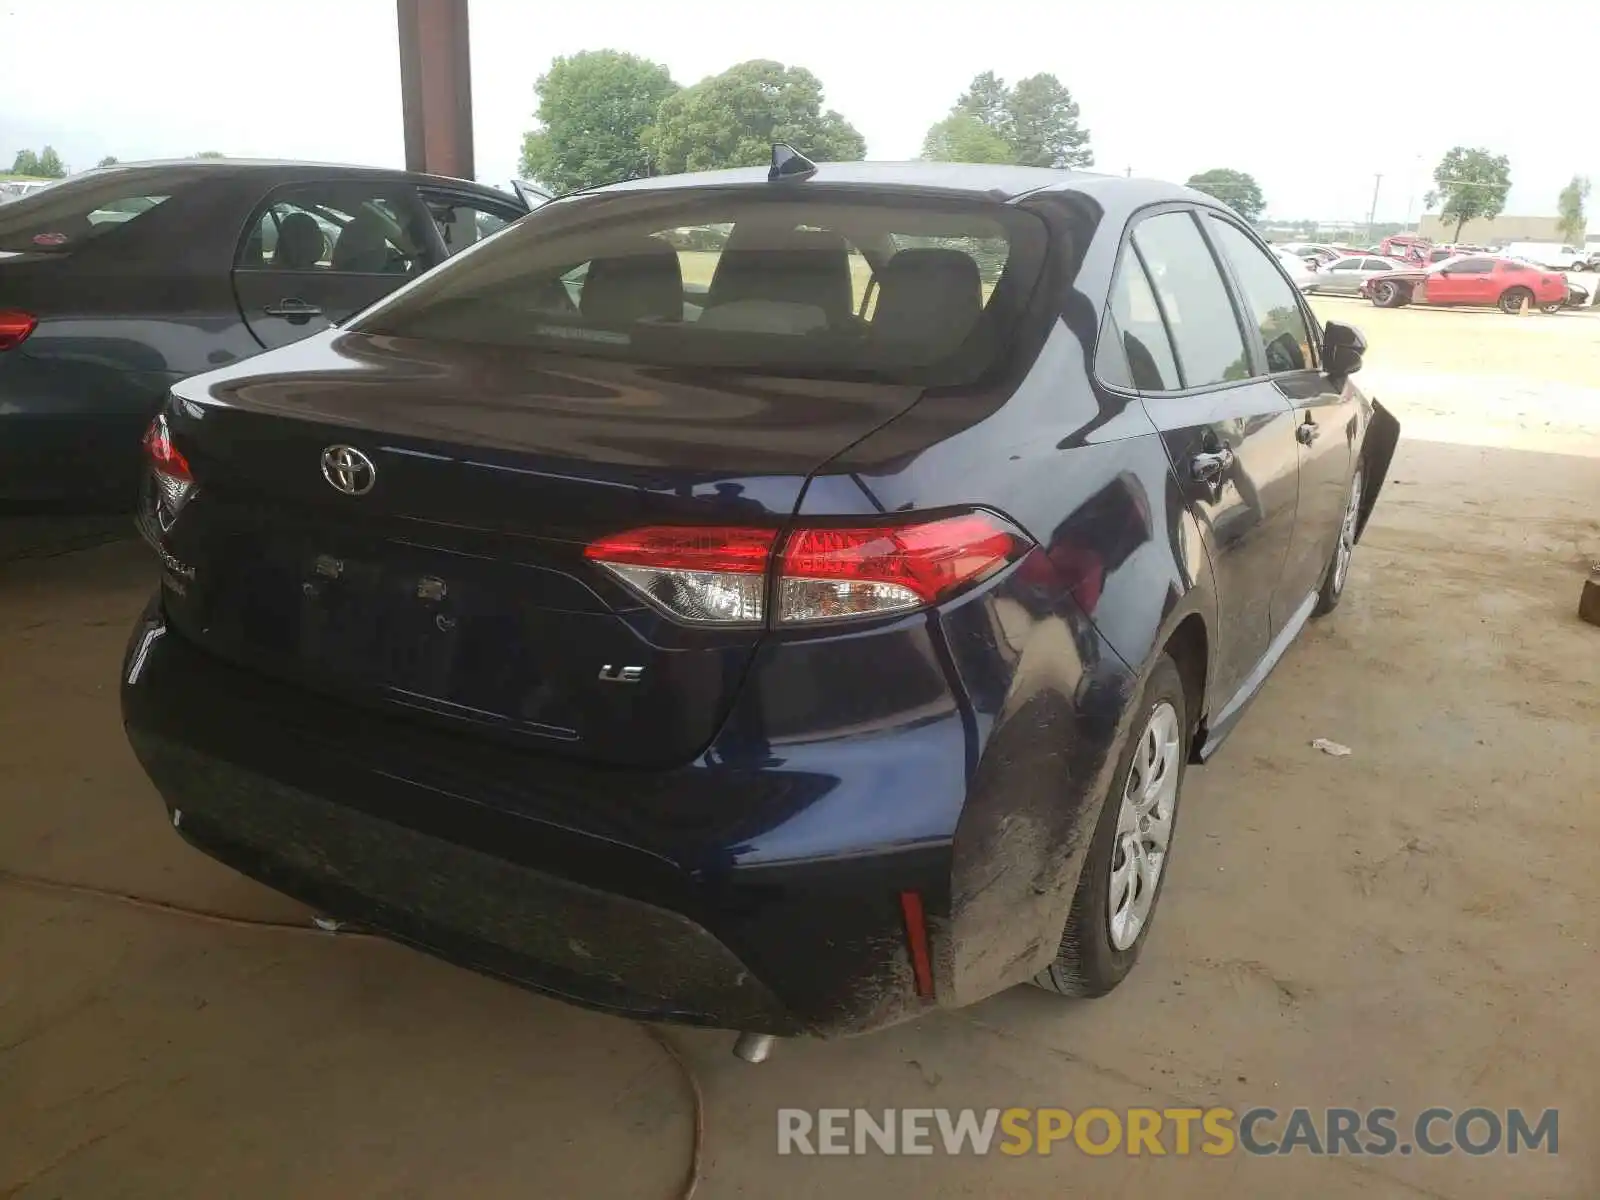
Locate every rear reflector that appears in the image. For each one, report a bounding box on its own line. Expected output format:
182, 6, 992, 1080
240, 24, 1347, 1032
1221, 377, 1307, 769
585, 511, 1029, 627
0, 310, 37, 351
899, 891, 935, 999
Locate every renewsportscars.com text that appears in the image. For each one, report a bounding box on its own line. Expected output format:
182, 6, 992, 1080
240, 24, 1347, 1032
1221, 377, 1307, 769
776, 1106, 1558, 1157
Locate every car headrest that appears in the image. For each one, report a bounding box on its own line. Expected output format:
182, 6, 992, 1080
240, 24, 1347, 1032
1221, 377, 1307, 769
871, 248, 984, 348
707, 228, 854, 324
273, 212, 325, 271
331, 206, 397, 273
579, 234, 684, 324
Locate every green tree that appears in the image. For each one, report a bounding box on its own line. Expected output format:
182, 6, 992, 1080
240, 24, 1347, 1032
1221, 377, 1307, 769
10, 149, 40, 175
643, 60, 866, 175
1185, 168, 1266, 222
36, 147, 65, 177
96, 155, 119, 168
924, 72, 1093, 169
519, 50, 679, 193
1005, 74, 1092, 168
1430, 146, 1511, 240
1557, 175, 1590, 245
920, 114, 1013, 164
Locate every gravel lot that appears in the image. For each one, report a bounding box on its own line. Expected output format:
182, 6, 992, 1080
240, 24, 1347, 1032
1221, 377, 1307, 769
2, 302, 1597, 1199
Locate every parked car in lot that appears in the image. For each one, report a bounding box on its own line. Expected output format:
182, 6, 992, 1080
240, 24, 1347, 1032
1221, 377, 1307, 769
122, 153, 1399, 1042
1273, 245, 1318, 292
1363, 254, 1569, 313
0, 160, 539, 512
1309, 254, 1409, 296
0, 178, 57, 204
1502, 241, 1589, 272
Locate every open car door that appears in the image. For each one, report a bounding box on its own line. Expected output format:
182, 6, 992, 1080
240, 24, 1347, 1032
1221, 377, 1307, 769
512, 179, 552, 211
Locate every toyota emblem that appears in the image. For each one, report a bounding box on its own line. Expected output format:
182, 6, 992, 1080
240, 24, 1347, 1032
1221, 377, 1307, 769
321, 445, 376, 495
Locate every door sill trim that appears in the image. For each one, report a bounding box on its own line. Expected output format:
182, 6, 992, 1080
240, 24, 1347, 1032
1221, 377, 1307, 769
1195, 590, 1317, 762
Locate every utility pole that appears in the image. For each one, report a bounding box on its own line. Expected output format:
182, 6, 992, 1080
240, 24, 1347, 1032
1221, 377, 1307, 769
1125, 165, 1133, 177
1366, 174, 1383, 243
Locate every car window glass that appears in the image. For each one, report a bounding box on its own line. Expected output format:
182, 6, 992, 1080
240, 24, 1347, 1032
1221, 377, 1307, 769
354, 194, 1047, 387
1129, 211, 1249, 388
1101, 251, 1181, 390
1207, 217, 1313, 374
1331, 259, 1359, 270
238, 184, 427, 274
422, 191, 521, 258
1362, 258, 1388, 271
0, 180, 170, 252
1451, 257, 1492, 274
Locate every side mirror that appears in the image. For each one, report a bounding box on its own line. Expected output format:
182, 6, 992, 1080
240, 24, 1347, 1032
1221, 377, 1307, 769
1322, 320, 1365, 379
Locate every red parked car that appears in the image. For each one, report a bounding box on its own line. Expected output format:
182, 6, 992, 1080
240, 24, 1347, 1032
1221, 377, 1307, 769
1362, 255, 1570, 314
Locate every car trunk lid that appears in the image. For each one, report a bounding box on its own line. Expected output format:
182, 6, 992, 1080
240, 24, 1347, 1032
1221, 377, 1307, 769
154, 331, 922, 768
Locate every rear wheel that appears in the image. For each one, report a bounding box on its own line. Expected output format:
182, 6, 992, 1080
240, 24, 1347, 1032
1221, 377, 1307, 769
1033, 655, 1188, 998
1371, 281, 1404, 308
1499, 286, 1533, 314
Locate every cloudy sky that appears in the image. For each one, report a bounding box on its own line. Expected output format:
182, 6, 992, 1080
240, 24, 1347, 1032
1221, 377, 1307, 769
2, 0, 1595, 223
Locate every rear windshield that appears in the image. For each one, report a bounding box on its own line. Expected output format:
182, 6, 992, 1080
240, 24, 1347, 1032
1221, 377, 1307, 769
354, 191, 1049, 384
0, 174, 172, 252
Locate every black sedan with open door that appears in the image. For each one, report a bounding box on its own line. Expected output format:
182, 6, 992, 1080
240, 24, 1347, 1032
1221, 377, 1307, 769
0, 160, 542, 512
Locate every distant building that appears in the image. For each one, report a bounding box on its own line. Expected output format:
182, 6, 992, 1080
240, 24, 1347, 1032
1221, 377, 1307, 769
1418, 214, 1571, 244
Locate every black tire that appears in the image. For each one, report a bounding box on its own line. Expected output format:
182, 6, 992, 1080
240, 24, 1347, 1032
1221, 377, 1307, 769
1499, 286, 1532, 315
1371, 280, 1405, 308
1312, 460, 1365, 617
1033, 655, 1189, 998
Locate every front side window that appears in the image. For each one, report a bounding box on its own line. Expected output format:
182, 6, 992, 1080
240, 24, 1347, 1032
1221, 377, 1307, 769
422, 190, 523, 258
1128, 211, 1249, 388
237, 184, 428, 274
1207, 216, 1314, 374
1448, 257, 1493, 274
354, 192, 1048, 386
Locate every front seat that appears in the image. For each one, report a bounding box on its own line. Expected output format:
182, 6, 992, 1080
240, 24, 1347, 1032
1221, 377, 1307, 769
870, 248, 985, 350
331, 206, 399, 273
271, 212, 325, 271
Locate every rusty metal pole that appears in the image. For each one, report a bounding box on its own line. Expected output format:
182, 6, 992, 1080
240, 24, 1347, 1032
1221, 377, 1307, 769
397, 0, 475, 180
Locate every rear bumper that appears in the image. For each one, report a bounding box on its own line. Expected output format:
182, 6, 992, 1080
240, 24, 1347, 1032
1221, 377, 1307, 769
121, 600, 965, 1036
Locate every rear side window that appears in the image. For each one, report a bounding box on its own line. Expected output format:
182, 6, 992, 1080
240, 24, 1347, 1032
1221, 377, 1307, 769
0, 178, 171, 251
1099, 251, 1180, 391
353, 192, 1048, 386
1207, 217, 1314, 374
1129, 211, 1249, 388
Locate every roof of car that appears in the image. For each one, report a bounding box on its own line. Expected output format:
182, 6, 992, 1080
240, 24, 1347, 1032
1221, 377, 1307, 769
76, 158, 497, 192
590, 160, 1200, 208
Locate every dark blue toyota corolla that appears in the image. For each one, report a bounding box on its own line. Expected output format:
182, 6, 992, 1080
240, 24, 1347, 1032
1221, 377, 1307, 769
121, 153, 1399, 1045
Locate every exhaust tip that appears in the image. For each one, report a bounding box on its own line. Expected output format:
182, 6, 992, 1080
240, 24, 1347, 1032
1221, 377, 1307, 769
732, 1032, 776, 1063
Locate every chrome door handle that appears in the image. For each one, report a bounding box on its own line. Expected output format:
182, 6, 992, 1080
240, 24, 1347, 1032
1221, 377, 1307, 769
1190, 446, 1235, 482
1297, 420, 1320, 445
265, 299, 323, 323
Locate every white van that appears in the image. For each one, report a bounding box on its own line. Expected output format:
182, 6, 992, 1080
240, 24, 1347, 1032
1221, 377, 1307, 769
1503, 242, 1588, 271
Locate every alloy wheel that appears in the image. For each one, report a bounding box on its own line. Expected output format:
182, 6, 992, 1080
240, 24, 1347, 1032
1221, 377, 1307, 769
1333, 470, 1363, 595
1108, 700, 1181, 951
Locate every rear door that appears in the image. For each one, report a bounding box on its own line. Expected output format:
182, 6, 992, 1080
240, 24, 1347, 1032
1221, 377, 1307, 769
1206, 215, 1355, 620
1103, 207, 1301, 703
232, 179, 438, 350
1321, 258, 1366, 294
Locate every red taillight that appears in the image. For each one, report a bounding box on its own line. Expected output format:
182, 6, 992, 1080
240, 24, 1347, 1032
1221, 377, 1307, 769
585, 526, 776, 624
142, 416, 192, 482
0, 310, 37, 351
778, 513, 1026, 624
584, 512, 1030, 627
142, 415, 195, 527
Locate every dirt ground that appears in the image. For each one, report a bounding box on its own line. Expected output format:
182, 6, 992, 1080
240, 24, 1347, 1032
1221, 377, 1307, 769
2, 303, 1598, 1198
